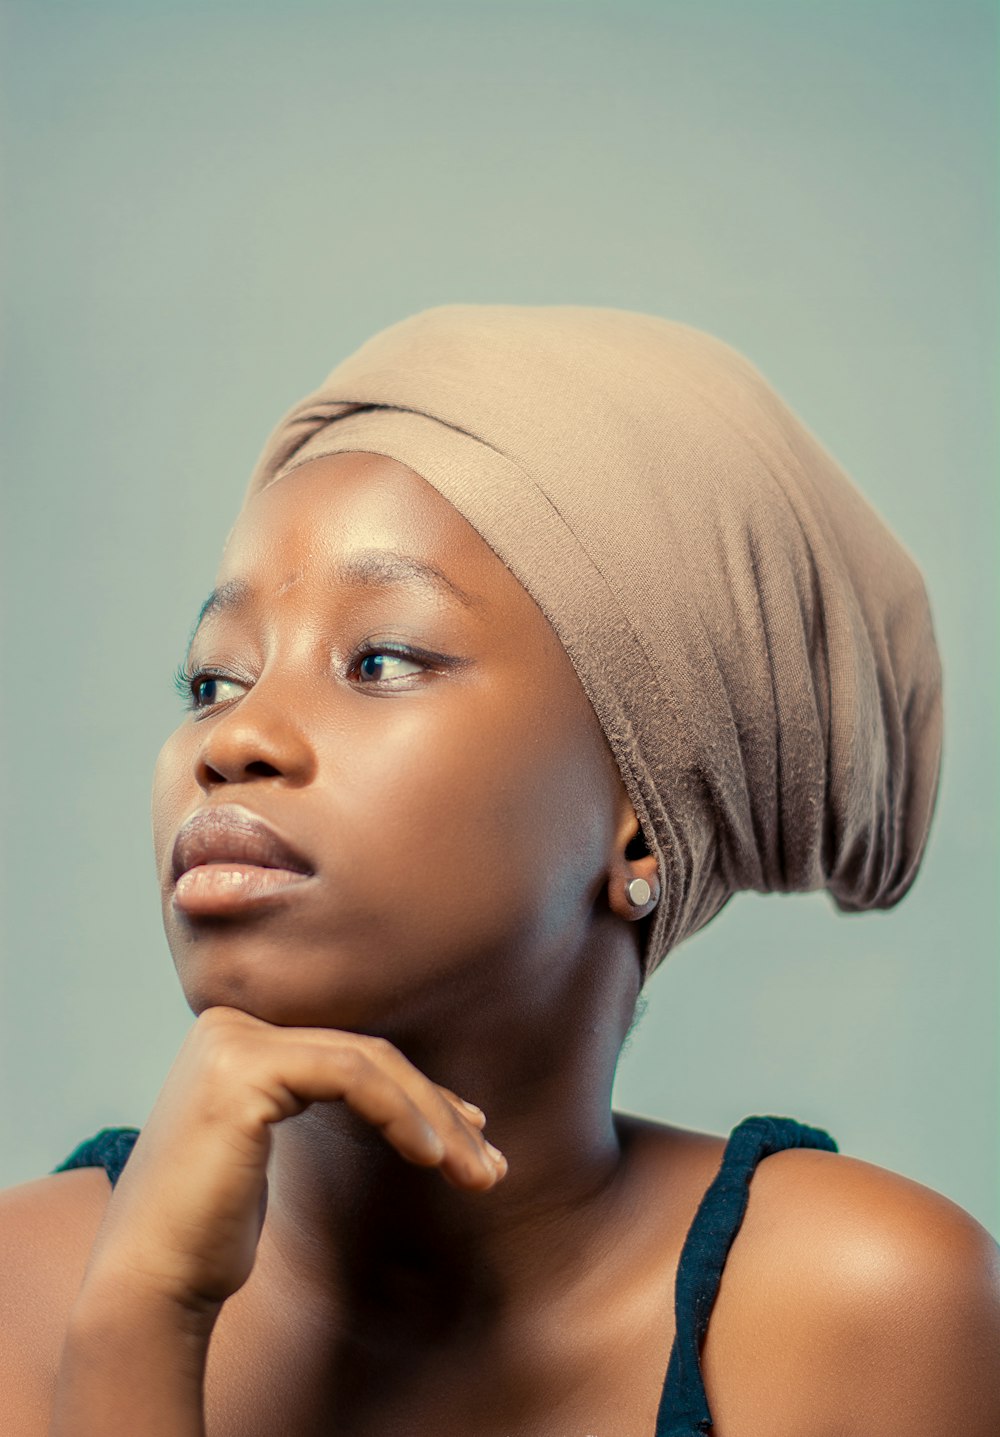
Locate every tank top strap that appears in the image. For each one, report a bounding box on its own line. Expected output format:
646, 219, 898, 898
51, 1126, 141, 1188
654, 1114, 838, 1436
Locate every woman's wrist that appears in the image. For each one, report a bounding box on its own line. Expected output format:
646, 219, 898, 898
51, 1273, 217, 1437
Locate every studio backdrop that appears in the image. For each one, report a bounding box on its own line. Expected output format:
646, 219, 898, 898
2, 0, 996, 1234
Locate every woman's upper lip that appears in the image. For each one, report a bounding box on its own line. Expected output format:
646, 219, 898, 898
171, 804, 315, 882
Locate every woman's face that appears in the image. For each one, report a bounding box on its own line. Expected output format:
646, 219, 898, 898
152, 452, 637, 1036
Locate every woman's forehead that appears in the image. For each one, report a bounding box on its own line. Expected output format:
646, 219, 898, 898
244, 450, 471, 538
217, 450, 547, 626
229, 453, 487, 575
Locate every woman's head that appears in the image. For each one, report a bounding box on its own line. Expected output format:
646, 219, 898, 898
154, 301, 943, 1023
152, 450, 656, 1043
231, 303, 944, 979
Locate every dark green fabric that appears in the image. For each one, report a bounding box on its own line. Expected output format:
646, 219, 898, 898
52, 1126, 140, 1187
656, 1115, 839, 1435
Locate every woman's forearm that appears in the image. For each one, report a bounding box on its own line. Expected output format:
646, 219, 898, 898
50, 1275, 216, 1437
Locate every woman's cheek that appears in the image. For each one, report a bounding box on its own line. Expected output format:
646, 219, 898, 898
150, 732, 191, 882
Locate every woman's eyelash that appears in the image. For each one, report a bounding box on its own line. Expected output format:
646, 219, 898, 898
171, 660, 238, 711
171, 645, 441, 711
171, 660, 201, 707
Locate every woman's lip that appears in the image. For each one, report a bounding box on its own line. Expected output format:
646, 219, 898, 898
172, 862, 315, 917
171, 803, 314, 882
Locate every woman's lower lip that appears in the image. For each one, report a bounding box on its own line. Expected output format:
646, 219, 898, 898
172, 863, 314, 916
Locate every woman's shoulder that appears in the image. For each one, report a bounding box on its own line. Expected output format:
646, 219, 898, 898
0, 1165, 115, 1433
735, 1136, 999, 1282
0, 1161, 114, 1293
622, 1113, 1000, 1433
703, 1136, 1000, 1434
624, 1108, 996, 1261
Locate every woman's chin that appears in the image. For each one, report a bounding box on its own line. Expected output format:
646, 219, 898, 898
169, 942, 387, 1032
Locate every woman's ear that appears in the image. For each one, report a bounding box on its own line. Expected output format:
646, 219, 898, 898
607, 805, 661, 923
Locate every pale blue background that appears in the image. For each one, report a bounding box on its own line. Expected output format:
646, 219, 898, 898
2, 1, 997, 1235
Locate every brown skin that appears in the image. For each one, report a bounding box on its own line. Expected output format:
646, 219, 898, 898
2, 452, 999, 1436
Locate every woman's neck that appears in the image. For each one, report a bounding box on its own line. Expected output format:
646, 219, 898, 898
256, 971, 639, 1341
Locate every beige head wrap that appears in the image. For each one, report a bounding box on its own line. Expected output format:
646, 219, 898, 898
242, 304, 943, 981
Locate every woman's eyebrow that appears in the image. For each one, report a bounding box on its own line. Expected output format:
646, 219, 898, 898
185, 549, 484, 656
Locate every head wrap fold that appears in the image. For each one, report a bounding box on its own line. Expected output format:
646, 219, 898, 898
242, 304, 943, 980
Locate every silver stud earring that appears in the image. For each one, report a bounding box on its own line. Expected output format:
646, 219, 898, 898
626, 877, 652, 907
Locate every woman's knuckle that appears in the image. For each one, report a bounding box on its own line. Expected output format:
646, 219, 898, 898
209, 1051, 243, 1094
329, 1045, 364, 1085
197, 1026, 248, 1083
364, 1034, 394, 1061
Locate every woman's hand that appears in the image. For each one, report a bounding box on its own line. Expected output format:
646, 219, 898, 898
78, 1006, 507, 1318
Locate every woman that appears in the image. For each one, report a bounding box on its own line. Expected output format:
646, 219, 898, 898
4, 305, 997, 1435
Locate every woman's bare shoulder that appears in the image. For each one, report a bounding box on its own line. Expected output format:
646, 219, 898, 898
740, 1141, 999, 1283
704, 1145, 1000, 1436
0, 1165, 113, 1285
0, 1168, 113, 1431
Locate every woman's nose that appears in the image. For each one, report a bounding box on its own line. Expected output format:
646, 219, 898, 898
193, 692, 316, 792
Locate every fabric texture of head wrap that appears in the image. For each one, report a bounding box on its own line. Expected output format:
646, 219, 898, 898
242, 304, 943, 981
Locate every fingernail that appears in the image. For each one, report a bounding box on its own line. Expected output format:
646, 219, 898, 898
485, 1141, 505, 1164
460, 1099, 486, 1119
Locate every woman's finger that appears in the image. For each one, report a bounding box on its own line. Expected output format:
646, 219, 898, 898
438, 1086, 488, 1127
284, 1029, 502, 1183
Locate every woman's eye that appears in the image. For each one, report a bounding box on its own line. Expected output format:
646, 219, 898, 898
172, 663, 244, 712
189, 674, 244, 710
354, 649, 426, 684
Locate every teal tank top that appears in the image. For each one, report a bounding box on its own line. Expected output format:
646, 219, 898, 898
53, 1112, 838, 1433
